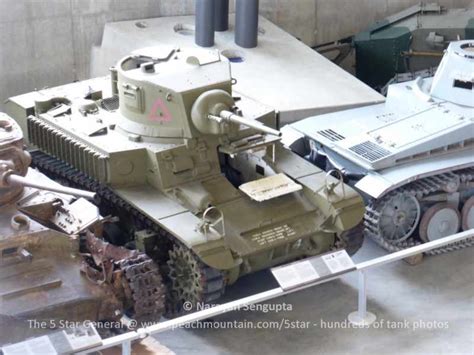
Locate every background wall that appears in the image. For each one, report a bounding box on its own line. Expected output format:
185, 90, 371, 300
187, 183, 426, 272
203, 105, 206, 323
261, 0, 474, 46
1, 0, 473, 111
0, 0, 194, 110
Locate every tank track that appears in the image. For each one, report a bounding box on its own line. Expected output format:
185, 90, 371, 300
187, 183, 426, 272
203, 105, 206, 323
82, 235, 167, 324
335, 223, 365, 256
118, 254, 166, 324
31, 150, 225, 316
364, 168, 474, 255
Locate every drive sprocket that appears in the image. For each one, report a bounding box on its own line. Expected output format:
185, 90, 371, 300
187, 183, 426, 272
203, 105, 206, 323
166, 244, 225, 317
371, 192, 421, 243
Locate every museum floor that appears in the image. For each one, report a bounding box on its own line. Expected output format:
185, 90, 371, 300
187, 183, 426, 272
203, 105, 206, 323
156, 238, 474, 354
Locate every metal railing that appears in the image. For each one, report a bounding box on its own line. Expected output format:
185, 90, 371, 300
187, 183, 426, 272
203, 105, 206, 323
79, 229, 474, 355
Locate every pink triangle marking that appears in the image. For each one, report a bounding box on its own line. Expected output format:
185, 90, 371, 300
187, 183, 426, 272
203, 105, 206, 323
149, 98, 172, 122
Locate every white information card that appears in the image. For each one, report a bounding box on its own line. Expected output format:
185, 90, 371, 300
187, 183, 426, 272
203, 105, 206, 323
271, 249, 356, 290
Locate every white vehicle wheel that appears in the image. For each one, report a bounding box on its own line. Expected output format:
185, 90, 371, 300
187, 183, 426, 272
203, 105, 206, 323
419, 203, 461, 242
461, 196, 474, 231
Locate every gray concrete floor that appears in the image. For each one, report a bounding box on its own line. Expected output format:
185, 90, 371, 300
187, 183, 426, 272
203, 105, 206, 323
156, 238, 474, 355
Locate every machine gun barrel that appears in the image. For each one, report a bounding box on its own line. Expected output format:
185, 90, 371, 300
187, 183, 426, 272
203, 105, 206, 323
211, 110, 282, 137
6, 173, 96, 200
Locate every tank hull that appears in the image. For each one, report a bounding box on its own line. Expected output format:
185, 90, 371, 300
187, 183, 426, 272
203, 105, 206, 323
6, 46, 365, 314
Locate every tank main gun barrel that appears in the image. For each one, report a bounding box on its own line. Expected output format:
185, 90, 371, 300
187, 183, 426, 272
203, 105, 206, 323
4, 173, 96, 200
209, 110, 282, 137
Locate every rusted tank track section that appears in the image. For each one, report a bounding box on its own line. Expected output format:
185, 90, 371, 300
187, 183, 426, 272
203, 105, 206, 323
81, 231, 166, 324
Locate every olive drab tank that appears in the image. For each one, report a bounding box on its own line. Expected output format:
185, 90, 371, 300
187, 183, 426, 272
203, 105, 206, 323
0, 113, 166, 344
284, 40, 474, 256
6, 47, 365, 315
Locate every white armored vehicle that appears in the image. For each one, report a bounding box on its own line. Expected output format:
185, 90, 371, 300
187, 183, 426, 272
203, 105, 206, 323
284, 40, 474, 254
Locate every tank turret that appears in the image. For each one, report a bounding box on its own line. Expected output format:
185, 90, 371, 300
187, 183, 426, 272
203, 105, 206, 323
0, 114, 94, 203
113, 47, 280, 140
7, 46, 365, 316
0, 114, 30, 205
429, 40, 474, 106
